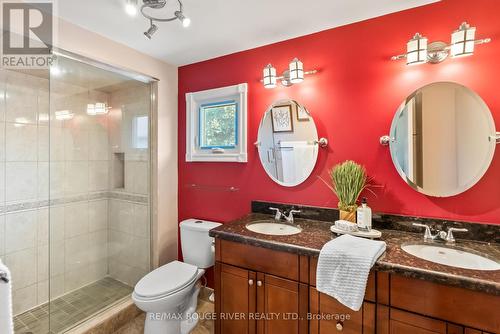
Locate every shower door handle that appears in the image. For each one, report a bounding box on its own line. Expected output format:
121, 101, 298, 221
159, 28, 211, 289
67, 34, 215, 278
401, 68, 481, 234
0, 271, 9, 283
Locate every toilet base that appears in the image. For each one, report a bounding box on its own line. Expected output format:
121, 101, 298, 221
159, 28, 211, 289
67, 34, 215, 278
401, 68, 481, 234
144, 316, 199, 334
143, 284, 201, 334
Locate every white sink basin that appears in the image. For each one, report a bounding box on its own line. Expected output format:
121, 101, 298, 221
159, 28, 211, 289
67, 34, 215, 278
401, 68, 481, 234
246, 221, 302, 236
401, 244, 500, 271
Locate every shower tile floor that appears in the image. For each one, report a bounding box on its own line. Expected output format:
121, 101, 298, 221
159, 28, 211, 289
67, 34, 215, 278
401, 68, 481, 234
14, 277, 133, 334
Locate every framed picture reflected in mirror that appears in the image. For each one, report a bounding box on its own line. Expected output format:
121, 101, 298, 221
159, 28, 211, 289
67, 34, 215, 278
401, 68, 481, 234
271, 104, 293, 132
297, 106, 310, 121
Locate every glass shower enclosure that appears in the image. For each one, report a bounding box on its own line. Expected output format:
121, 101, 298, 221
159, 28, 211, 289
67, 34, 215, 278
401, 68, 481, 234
0, 51, 154, 333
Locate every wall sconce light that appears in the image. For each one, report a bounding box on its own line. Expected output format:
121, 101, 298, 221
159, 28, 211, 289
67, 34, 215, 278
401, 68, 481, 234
450, 22, 476, 58
87, 103, 110, 115
406, 33, 428, 66
55, 110, 74, 121
263, 64, 277, 89
289, 58, 304, 83
261, 58, 316, 88
391, 22, 491, 65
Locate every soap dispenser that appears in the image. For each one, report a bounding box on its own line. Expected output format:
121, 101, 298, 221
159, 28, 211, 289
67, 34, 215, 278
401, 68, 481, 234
356, 197, 372, 231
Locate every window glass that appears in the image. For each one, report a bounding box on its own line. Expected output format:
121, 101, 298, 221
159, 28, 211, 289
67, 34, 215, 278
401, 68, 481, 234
199, 101, 237, 149
133, 115, 149, 149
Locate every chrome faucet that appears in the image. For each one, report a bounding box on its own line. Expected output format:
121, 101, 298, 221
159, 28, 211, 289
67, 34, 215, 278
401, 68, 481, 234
413, 223, 443, 241
269, 207, 301, 223
269, 207, 283, 221
284, 210, 301, 223
445, 227, 468, 244
413, 223, 468, 244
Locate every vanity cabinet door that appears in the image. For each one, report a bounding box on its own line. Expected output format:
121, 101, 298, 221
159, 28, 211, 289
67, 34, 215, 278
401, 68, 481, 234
310, 288, 375, 334
216, 263, 257, 334
389, 309, 447, 334
256, 273, 307, 334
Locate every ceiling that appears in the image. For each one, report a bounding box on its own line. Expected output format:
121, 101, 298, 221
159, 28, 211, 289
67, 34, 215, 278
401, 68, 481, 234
57, 0, 439, 66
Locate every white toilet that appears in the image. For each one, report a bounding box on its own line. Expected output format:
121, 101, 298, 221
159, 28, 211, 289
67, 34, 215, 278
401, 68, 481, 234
132, 219, 221, 334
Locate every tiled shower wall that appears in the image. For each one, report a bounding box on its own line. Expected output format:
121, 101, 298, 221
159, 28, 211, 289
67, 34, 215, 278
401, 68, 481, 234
0, 70, 151, 315
108, 85, 151, 287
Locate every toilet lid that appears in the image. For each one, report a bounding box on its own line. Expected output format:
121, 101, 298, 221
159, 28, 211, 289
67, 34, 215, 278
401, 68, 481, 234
134, 261, 198, 298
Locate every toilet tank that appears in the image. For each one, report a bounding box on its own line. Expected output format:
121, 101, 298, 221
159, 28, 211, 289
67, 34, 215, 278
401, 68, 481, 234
180, 219, 222, 269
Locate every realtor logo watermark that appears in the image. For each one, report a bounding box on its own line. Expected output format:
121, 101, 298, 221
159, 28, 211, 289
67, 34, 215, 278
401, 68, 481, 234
1, 0, 55, 69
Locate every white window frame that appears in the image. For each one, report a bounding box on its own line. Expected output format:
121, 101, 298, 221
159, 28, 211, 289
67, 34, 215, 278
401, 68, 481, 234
186, 83, 248, 162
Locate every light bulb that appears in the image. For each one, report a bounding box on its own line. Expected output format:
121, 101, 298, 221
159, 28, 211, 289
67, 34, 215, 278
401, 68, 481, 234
175, 11, 191, 28
125, 4, 137, 16
50, 65, 62, 76
125, 0, 138, 16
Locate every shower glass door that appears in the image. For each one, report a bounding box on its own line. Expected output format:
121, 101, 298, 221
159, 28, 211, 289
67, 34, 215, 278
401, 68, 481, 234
1, 65, 51, 334
6, 52, 154, 334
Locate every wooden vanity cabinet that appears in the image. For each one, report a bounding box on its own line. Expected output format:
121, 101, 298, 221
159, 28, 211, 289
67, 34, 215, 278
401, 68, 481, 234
215, 240, 308, 334
215, 239, 499, 334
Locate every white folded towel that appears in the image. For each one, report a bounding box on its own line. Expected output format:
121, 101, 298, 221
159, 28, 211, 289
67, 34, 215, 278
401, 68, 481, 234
0, 259, 13, 334
316, 234, 386, 311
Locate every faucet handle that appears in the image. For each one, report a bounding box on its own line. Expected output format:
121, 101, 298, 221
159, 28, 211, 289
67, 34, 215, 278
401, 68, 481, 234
446, 227, 468, 243
269, 207, 282, 220
284, 209, 301, 223
412, 223, 434, 241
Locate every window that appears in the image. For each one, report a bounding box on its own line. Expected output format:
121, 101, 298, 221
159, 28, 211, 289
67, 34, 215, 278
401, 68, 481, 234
199, 101, 238, 149
133, 115, 149, 149
186, 83, 247, 162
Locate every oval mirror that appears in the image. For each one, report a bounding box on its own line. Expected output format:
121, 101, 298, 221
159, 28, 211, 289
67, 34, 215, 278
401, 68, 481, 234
257, 100, 319, 187
389, 82, 497, 197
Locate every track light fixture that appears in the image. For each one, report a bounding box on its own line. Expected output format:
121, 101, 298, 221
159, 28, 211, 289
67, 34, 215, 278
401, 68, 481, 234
144, 20, 158, 39
139, 0, 191, 39
391, 21, 491, 65
175, 10, 191, 28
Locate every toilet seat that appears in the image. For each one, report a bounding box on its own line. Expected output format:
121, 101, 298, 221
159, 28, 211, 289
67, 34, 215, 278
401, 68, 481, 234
134, 261, 199, 300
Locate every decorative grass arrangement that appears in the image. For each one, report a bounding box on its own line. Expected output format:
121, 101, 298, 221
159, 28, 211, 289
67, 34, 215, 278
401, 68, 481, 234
320, 160, 373, 221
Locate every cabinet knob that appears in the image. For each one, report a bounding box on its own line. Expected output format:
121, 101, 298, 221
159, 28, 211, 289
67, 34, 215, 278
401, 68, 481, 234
257, 280, 262, 287
248, 279, 254, 286
336, 322, 343, 331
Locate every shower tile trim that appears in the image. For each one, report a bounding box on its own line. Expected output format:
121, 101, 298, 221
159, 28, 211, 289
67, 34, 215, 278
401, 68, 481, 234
0, 191, 148, 215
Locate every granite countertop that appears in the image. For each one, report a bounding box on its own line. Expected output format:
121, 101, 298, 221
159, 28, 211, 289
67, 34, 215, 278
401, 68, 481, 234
209, 213, 500, 295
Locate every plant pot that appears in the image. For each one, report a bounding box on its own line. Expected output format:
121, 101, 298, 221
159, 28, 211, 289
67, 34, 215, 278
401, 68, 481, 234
339, 209, 356, 223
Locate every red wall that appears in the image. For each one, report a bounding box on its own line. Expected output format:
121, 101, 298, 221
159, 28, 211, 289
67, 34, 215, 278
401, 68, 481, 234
178, 0, 500, 232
